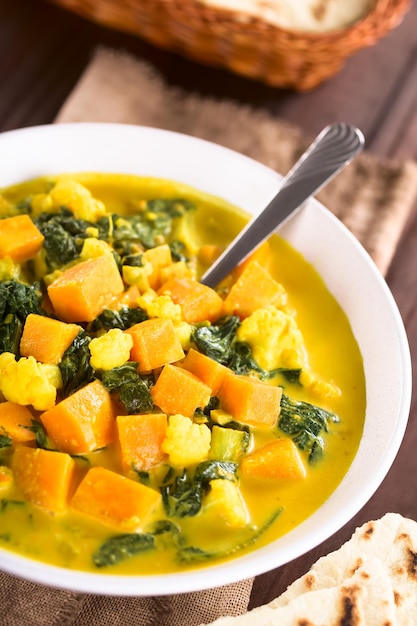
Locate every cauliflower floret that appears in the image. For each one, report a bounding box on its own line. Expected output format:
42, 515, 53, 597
137, 291, 182, 322
0, 258, 22, 281
122, 259, 153, 291
173, 320, 192, 351
161, 413, 211, 467
30, 193, 54, 216
237, 306, 306, 371
88, 328, 133, 371
31, 179, 106, 222
136, 292, 191, 348
50, 179, 106, 221
238, 307, 340, 398
159, 261, 196, 284
299, 370, 341, 400
171, 212, 201, 255
0, 352, 62, 411
80, 237, 113, 261
85, 226, 99, 238
204, 479, 249, 528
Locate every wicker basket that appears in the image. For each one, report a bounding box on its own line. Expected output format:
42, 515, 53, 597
49, 0, 411, 90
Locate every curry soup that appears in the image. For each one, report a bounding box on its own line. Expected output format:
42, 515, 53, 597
0, 173, 365, 574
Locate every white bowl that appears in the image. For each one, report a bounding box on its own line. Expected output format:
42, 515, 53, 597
0, 123, 412, 595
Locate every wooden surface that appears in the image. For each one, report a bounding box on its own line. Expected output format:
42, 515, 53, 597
1, 0, 417, 612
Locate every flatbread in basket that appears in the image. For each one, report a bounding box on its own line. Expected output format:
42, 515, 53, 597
202, 513, 417, 625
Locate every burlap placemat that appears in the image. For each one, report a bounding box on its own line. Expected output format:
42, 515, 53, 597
55, 47, 417, 275
1, 46, 417, 626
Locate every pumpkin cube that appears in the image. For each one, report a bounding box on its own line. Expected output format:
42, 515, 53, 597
47, 253, 124, 322
125, 318, 184, 372
20, 313, 81, 365
70, 465, 161, 530
40, 380, 116, 454
116, 413, 168, 472
219, 373, 282, 427
0, 215, 44, 262
13, 445, 76, 512
151, 364, 211, 417
240, 438, 306, 480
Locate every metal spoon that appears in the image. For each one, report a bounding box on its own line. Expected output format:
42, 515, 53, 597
200, 123, 364, 288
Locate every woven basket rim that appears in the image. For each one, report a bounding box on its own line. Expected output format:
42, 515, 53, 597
171, 0, 409, 40
46, 0, 412, 89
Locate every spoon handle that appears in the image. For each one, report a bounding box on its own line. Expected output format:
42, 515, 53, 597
200, 123, 364, 288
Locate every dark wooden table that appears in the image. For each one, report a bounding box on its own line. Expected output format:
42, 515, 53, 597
1, 0, 417, 612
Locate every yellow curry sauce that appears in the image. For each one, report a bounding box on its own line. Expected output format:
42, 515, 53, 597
0, 173, 365, 574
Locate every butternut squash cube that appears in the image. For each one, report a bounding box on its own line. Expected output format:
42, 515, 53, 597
40, 380, 116, 454
158, 276, 223, 323
13, 445, 76, 512
143, 244, 172, 289
0, 214, 44, 262
218, 373, 282, 427
181, 348, 229, 395
151, 364, 211, 417
0, 401, 36, 444
20, 313, 81, 365
108, 285, 140, 310
125, 318, 184, 372
116, 413, 168, 472
47, 253, 124, 322
223, 261, 287, 319
70, 465, 161, 530
240, 438, 306, 480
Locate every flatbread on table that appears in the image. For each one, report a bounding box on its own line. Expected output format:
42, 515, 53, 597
202, 512, 417, 625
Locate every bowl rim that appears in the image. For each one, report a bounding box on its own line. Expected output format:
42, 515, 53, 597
0, 122, 412, 595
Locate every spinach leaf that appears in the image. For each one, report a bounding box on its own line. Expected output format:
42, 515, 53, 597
0, 314, 21, 357
169, 240, 189, 262
34, 208, 91, 271
0, 499, 26, 513
226, 341, 265, 376
161, 469, 202, 518
0, 280, 44, 355
93, 533, 155, 567
151, 519, 182, 538
193, 396, 220, 423
93, 521, 183, 568
0, 433, 12, 449
96, 199, 195, 253
25, 420, 56, 451
269, 368, 302, 385
99, 362, 154, 414
161, 460, 238, 518
150, 520, 184, 550
192, 317, 304, 383
88, 307, 148, 333
278, 394, 339, 463
192, 316, 241, 364
192, 317, 280, 378
193, 460, 238, 485
59, 330, 94, 397
133, 469, 151, 485
121, 253, 144, 267
0, 280, 44, 320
